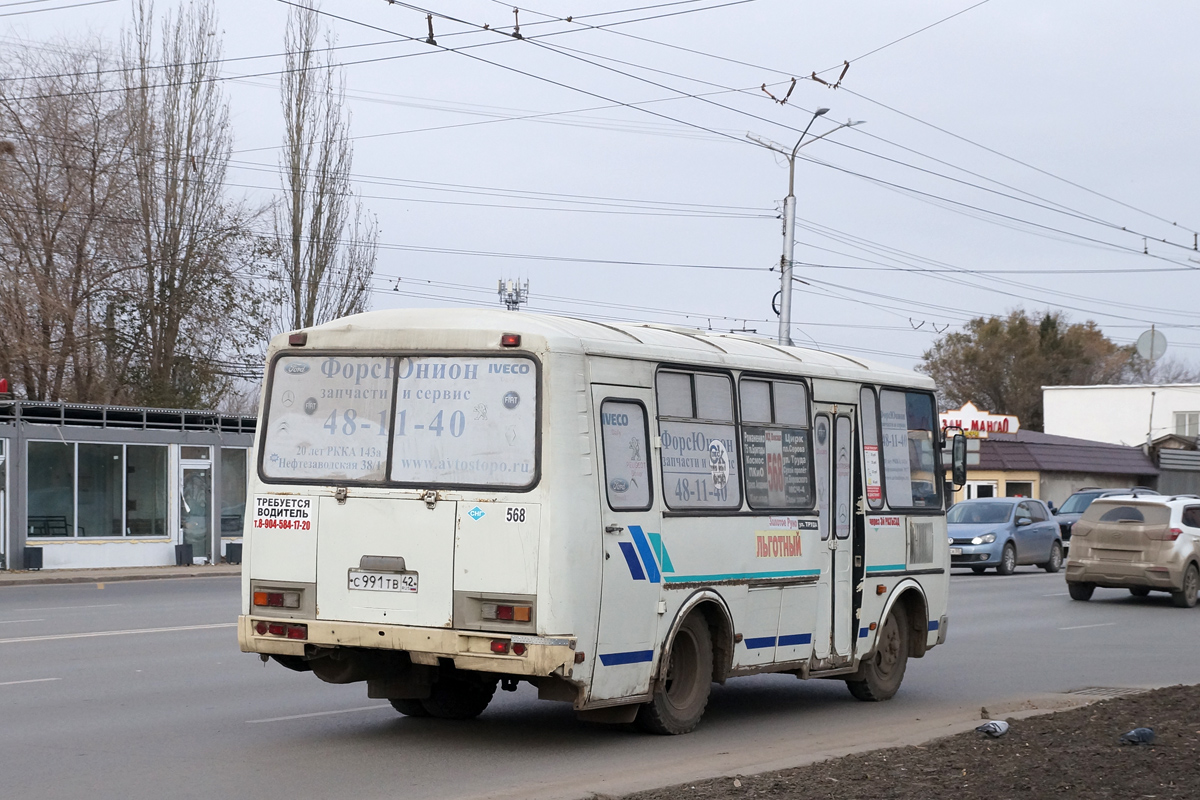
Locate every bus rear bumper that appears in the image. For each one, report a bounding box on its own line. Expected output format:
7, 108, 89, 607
238, 615, 578, 678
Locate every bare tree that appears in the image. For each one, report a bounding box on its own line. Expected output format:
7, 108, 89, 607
270, 0, 378, 332
120, 0, 264, 407
0, 41, 134, 402
1128, 355, 1200, 384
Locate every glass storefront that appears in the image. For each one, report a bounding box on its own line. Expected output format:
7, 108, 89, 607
78, 444, 123, 537
28, 442, 74, 537
221, 448, 247, 536
28, 442, 169, 538
127, 446, 168, 536
2, 401, 255, 570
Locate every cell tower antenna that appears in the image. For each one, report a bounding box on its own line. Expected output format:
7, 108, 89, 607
498, 278, 530, 311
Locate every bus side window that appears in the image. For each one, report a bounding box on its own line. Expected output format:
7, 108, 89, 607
878, 389, 940, 510
739, 378, 813, 510
656, 372, 693, 417
859, 387, 884, 510
656, 370, 741, 510
600, 400, 652, 511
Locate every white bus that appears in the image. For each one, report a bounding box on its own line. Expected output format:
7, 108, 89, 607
240, 309, 958, 734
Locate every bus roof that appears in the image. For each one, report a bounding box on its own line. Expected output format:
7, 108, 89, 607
286, 308, 931, 388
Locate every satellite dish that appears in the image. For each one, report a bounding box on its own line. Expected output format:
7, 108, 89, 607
1136, 328, 1167, 361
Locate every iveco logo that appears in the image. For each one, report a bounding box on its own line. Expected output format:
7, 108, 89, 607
284, 362, 310, 374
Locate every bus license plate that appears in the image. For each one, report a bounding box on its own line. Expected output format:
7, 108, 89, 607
949, 548, 963, 556
348, 570, 418, 593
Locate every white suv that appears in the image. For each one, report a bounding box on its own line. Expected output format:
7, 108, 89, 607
1064, 494, 1200, 608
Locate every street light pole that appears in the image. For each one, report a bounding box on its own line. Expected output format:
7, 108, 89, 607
778, 108, 827, 346
749, 111, 864, 346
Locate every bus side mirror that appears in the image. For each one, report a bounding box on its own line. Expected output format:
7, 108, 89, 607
951, 434, 968, 488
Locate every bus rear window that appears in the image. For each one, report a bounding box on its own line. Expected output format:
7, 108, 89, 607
389, 356, 537, 487
260, 354, 537, 488
262, 355, 394, 482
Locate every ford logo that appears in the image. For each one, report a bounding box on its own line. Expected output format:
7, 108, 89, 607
284, 362, 310, 374
609, 478, 629, 494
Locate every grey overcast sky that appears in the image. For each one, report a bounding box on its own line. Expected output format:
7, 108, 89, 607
7, 0, 1198, 372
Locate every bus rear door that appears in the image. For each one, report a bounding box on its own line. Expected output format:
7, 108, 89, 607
314, 495, 458, 629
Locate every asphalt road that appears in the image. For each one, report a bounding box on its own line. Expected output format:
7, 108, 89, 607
2, 569, 1199, 800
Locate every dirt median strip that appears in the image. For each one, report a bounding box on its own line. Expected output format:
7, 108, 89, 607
614, 683, 1200, 800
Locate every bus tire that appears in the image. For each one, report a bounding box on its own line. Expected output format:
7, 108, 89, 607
636, 614, 713, 735
846, 605, 908, 702
389, 698, 431, 717
421, 674, 497, 720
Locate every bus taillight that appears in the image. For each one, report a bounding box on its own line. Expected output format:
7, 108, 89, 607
253, 591, 300, 609
482, 603, 531, 622
254, 620, 307, 639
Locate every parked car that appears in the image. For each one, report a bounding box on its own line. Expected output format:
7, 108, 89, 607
948, 497, 1063, 575
1064, 495, 1200, 607
1054, 487, 1159, 552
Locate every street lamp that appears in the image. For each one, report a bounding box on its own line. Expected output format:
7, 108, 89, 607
748, 110, 865, 346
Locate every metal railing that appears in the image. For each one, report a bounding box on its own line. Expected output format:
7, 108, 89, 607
0, 400, 256, 434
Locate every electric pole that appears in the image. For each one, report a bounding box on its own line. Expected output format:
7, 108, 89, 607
748, 110, 864, 346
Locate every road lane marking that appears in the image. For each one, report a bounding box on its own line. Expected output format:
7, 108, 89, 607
0, 622, 236, 644
1058, 622, 1117, 631
246, 705, 391, 724
0, 619, 45, 624
1042, 593, 1069, 597
0, 677, 61, 687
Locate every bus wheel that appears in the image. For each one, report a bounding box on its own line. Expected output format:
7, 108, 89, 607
389, 699, 431, 717
637, 614, 713, 735
846, 605, 908, 702
421, 673, 498, 720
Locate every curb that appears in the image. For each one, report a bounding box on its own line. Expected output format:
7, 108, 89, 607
0, 568, 241, 588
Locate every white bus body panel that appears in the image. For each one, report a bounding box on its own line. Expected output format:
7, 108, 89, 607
315, 496, 456, 628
